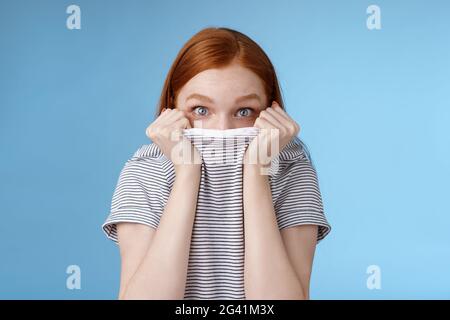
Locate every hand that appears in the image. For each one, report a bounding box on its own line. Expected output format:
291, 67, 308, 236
243, 101, 300, 170
146, 108, 202, 174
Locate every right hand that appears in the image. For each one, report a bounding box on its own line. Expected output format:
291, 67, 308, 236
146, 108, 202, 173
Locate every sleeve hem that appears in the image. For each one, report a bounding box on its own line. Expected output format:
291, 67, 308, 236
278, 219, 331, 244
102, 215, 158, 244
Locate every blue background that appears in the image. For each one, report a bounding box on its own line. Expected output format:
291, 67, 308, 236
1, 0, 449, 299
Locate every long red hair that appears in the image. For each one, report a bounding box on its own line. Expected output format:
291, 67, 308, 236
155, 27, 285, 118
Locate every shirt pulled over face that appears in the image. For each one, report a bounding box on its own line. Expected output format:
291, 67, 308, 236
102, 126, 331, 300
182, 126, 261, 166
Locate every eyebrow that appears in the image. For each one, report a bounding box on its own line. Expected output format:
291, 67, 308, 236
185, 93, 262, 104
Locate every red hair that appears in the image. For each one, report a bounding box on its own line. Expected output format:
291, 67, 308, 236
155, 27, 285, 118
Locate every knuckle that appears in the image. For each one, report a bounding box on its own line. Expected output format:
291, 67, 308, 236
290, 124, 296, 131
160, 128, 170, 136
147, 130, 156, 140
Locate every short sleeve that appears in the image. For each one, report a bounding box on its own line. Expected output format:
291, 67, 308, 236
102, 154, 168, 244
272, 157, 331, 243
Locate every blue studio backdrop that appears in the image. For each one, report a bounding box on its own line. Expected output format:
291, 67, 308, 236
0, 0, 449, 299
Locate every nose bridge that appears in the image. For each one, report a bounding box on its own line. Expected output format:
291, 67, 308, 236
216, 112, 233, 130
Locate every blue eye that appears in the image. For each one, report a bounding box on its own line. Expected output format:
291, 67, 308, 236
193, 106, 208, 116
237, 108, 253, 117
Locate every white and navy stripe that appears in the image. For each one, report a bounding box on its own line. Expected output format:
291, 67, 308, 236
102, 127, 331, 299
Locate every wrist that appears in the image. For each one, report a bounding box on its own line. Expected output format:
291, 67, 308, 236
174, 163, 201, 179
243, 163, 270, 178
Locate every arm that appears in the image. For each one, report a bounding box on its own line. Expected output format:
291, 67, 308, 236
242, 100, 322, 299
280, 224, 318, 300
117, 166, 201, 299
243, 164, 306, 299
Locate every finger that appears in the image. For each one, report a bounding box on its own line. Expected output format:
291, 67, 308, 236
156, 107, 173, 122
271, 101, 291, 121
146, 108, 178, 138
163, 117, 187, 142
254, 118, 279, 157
262, 108, 288, 132
271, 102, 300, 134
258, 110, 283, 131
254, 117, 275, 130
176, 113, 192, 129
161, 108, 184, 126
172, 117, 190, 129
169, 109, 186, 122
156, 107, 166, 117
257, 117, 283, 141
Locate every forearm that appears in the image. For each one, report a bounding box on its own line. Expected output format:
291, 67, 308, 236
243, 164, 306, 299
122, 166, 201, 299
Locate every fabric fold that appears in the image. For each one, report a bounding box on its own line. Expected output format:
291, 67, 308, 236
182, 126, 260, 165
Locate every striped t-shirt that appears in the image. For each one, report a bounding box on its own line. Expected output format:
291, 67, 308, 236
102, 126, 331, 299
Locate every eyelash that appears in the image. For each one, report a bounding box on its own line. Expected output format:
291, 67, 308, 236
191, 106, 256, 118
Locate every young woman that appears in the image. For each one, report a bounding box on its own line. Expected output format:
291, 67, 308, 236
102, 27, 331, 300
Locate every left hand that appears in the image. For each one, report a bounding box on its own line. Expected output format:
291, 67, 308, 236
243, 101, 300, 168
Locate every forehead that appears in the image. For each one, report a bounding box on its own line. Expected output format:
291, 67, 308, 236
177, 63, 266, 101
